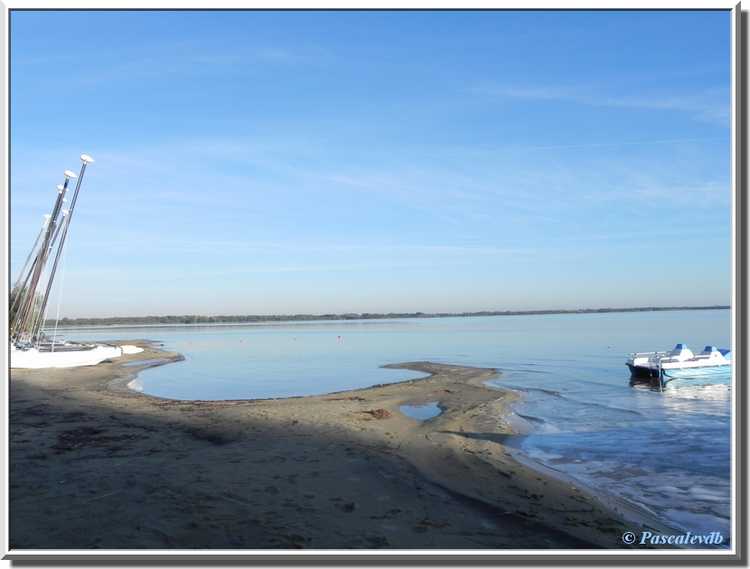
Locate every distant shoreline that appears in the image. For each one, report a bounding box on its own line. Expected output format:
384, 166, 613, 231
49, 305, 730, 329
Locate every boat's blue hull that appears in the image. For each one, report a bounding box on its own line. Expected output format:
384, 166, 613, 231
661, 365, 731, 388
628, 363, 731, 390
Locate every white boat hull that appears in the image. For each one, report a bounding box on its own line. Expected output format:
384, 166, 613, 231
626, 343, 731, 390
10, 344, 123, 369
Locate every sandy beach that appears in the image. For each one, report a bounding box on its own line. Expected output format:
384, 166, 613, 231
9, 341, 674, 550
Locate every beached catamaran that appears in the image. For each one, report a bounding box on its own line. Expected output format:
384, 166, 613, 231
9, 154, 141, 369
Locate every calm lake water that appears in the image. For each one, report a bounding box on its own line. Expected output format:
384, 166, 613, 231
62, 309, 732, 542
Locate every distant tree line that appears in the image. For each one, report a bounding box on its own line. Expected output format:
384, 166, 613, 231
47, 305, 730, 328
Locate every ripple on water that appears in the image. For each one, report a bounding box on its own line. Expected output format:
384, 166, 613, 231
59, 310, 732, 544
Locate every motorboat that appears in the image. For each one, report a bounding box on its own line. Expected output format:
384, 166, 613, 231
627, 343, 731, 389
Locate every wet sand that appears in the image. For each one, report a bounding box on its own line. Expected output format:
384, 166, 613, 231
10, 341, 673, 549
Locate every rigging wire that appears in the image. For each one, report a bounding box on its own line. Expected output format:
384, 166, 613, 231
50, 220, 70, 353
32, 250, 54, 350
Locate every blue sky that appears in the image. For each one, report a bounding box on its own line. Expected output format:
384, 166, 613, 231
10, 10, 732, 317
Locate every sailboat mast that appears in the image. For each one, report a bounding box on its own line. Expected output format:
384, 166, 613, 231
34, 154, 94, 341
12, 171, 75, 342
9, 214, 50, 324
12, 214, 50, 292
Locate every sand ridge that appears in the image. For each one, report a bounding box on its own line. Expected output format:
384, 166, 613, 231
10, 341, 673, 549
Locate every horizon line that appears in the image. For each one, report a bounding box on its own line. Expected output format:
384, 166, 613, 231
48, 304, 731, 328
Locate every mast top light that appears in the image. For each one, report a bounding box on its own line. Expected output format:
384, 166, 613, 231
64, 170, 78, 179
80, 154, 94, 164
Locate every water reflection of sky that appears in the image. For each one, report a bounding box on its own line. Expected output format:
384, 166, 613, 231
64, 309, 732, 544
400, 401, 442, 421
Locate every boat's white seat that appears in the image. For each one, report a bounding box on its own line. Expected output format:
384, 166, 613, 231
668, 343, 694, 361
693, 346, 729, 362
700, 345, 719, 357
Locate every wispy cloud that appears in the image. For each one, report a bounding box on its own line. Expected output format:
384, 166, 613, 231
474, 84, 729, 126
630, 181, 729, 201
17, 43, 333, 88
